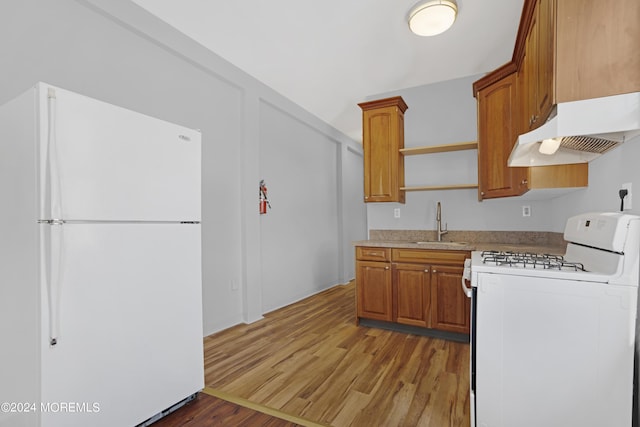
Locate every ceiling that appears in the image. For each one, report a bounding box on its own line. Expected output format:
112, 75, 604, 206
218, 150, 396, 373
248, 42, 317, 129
129, 0, 525, 142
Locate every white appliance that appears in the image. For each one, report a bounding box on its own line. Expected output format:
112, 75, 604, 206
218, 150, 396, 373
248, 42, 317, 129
0, 83, 204, 427
462, 212, 640, 427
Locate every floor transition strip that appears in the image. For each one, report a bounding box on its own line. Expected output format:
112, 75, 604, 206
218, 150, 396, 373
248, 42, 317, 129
202, 387, 330, 427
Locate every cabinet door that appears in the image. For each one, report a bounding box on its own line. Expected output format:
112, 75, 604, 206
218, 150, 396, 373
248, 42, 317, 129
535, 0, 555, 124
477, 72, 529, 200
393, 263, 431, 328
525, 0, 555, 131
359, 97, 407, 203
356, 260, 393, 322
556, 0, 640, 102
430, 265, 470, 334
524, 4, 539, 130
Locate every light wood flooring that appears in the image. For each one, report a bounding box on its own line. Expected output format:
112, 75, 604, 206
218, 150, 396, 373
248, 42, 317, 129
199, 281, 471, 427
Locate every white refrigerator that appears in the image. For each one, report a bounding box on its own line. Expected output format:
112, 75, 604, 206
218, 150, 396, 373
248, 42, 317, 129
0, 83, 204, 427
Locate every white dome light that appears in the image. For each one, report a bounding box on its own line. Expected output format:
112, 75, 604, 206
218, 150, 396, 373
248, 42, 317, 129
408, 0, 458, 37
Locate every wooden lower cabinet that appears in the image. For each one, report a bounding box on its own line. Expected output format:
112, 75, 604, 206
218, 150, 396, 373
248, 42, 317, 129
430, 265, 470, 334
356, 260, 392, 322
393, 263, 431, 328
356, 247, 470, 335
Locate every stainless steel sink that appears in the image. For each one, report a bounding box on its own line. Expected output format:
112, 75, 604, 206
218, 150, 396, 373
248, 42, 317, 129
409, 241, 469, 246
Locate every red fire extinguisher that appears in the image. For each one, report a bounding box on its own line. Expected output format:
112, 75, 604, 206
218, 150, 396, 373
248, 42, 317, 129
259, 179, 271, 214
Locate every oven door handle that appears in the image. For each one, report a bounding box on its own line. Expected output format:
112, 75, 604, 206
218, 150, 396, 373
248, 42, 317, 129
461, 258, 473, 298
461, 276, 473, 298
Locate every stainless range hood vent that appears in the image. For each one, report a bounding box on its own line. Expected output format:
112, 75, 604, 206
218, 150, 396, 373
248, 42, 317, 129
559, 135, 621, 154
508, 92, 640, 166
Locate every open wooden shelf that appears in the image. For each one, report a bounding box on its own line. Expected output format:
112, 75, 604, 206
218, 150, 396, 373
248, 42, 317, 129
401, 184, 479, 192
400, 141, 478, 156
399, 141, 478, 192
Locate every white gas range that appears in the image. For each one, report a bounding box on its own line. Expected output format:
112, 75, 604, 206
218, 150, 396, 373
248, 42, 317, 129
462, 212, 640, 427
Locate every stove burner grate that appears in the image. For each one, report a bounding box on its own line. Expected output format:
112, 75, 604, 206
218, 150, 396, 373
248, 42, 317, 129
480, 251, 586, 271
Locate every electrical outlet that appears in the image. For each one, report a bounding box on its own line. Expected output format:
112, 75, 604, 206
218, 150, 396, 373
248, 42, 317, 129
231, 279, 239, 291
622, 182, 632, 210
393, 208, 401, 219
522, 205, 531, 217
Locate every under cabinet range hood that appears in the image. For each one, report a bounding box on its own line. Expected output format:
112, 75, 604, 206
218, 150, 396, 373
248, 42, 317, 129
508, 92, 640, 166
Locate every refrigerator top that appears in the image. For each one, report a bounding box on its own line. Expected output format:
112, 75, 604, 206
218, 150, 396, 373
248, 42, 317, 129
37, 83, 201, 222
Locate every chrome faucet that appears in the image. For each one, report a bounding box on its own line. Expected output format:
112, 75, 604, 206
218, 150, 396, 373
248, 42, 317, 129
436, 201, 448, 242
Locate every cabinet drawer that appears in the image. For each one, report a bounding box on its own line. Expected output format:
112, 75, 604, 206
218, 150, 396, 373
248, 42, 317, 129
391, 248, 469, 266
356, 246, 391, 262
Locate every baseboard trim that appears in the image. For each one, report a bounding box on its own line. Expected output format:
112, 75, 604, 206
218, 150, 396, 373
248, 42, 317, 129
358, 318, 470, 343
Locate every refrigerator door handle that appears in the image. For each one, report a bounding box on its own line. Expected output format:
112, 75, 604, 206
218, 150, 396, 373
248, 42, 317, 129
42, 221, 65, 346
47, 87, 63, 220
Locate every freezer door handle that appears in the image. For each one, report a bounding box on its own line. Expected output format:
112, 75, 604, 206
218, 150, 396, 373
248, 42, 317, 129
42, 222, 65, 346
46, 87, 63, 220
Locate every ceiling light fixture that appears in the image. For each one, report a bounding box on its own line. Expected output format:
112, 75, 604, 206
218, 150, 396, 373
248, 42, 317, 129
408, 0, 458, 37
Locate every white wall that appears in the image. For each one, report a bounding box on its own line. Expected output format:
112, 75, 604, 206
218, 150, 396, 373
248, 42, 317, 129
342, 145, 368, 279
0, 0, 366, 335
257, 101, 366, 313
259, 101, 340, 312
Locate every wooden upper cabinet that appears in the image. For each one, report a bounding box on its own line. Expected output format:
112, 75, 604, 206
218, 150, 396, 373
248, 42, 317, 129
555, 0, 640, 102
513, 0, 640, 109
475, 67, 588, 200
358, 97, 408, 203
476, 71, 529, 200
535, 0, 554, 120
471, 0, 631, 200
523, 0, 555, 130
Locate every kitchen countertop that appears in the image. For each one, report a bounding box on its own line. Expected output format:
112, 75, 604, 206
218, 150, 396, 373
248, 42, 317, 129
354, 230, 567, 255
